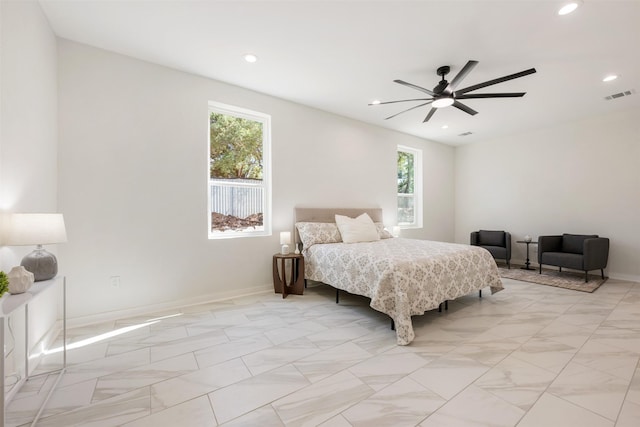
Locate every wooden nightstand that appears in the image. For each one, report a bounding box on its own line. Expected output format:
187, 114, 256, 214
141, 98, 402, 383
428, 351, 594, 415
272, 253, 305, 298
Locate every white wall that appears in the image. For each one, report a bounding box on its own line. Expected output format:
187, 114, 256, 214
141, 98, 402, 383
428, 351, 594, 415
57, 40, 455, 322
455, 108, 640, 282
1, 0, 58, 240
0, 0, 60, 372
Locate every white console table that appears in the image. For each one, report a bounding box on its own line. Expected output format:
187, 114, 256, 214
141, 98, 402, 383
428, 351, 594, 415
1, 276, 66, 427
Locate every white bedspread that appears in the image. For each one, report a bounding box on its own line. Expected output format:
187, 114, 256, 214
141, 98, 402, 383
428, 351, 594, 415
304, 238, 504, 345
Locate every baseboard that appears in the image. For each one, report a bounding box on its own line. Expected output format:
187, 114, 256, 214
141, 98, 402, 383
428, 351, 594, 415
67, 283, 273, 329
608, 272, 640, 283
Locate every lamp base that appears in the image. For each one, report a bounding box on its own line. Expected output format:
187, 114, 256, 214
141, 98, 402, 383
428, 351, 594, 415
21, 247, 58, 282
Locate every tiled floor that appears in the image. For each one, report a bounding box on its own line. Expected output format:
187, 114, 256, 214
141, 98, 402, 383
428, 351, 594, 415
6, 277, 640, 426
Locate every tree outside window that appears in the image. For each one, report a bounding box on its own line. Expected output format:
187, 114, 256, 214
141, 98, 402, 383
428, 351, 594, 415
397, 145, 422, 228
210, 113, 263, 180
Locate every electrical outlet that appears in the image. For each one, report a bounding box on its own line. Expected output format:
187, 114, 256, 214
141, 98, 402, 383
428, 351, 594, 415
109, 276, 121, 288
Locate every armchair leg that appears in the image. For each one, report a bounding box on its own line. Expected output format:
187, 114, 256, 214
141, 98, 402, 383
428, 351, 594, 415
559, 266, 562, 272
585, 271, 588, 283
539, 264, 542, 274
507, 260, 510, 269
479, 289, 482, 298
601, 269, 605, 280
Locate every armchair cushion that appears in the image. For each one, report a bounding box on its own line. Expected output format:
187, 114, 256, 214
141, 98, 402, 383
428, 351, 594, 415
482, 246, 508, 260
562, 234, 598, 255
478, 230, 505, 247
540, 252, 584, 271
538, 235, 563, 254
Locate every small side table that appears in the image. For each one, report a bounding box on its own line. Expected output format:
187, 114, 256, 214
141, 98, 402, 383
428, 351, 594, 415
272, 253, 305, 298
517, 240, 538, 270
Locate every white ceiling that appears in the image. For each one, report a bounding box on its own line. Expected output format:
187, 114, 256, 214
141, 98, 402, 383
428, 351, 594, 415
39, 0, 640, 146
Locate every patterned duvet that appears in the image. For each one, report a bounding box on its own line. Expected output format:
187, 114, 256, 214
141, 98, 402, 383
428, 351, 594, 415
304, 238, 504, 345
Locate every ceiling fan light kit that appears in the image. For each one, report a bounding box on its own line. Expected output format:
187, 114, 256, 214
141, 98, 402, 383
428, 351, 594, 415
370, 60, 536, 124
432, 97, 454, 108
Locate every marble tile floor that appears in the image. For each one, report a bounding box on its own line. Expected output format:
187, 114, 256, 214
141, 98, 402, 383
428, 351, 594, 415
6, 277, 640, 426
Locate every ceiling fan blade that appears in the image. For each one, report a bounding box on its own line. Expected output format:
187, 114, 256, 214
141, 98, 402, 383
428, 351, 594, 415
447, 60, 479, 92
453, 101, 478, 116
394, 80, 435, 96
423, 108, 437, 123
455, 68, 536, 95
385, 101, 432, 120
456, 92, 526, 99
369, 98, 432, 106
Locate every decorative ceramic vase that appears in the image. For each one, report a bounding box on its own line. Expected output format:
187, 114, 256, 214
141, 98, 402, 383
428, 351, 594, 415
524, 235, 532, 243
8, 266, 34, 294
294, 243, 301, 255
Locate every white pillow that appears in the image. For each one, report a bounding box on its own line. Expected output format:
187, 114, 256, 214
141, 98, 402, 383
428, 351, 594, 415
335, 213, 380, 244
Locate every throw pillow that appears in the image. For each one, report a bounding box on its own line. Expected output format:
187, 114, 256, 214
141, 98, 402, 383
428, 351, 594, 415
295, 222, 342, 249
335, 213, 380, 244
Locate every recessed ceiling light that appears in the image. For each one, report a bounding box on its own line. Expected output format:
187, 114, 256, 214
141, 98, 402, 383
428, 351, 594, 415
442, 125, 449, 129
603, 75, 618, 82
558, 1, 580, 16
243, 53, 258, 63
370, 99, 381, 105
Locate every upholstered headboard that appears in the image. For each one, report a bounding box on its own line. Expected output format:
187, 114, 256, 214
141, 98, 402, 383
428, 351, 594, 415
294, 207, 384, 243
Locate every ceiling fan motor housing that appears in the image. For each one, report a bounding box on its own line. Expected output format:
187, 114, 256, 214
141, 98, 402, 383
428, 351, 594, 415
434, 81, 449, 95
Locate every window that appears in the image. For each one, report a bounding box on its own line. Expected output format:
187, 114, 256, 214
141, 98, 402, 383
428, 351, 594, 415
208, 101, 271, 238
397, 145, 422, 228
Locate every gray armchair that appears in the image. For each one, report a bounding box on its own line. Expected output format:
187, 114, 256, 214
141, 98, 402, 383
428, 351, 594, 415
470, 230, 511, 269
538, 234, 609, 282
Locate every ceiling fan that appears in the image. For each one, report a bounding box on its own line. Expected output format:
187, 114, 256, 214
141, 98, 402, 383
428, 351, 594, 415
370, 60, 536, 123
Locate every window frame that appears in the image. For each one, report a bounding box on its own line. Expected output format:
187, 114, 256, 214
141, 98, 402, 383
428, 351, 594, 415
396, 145, 422, 229
208, 101, 272, 239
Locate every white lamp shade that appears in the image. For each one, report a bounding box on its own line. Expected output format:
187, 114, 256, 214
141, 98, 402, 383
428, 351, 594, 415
280, 231, 292, 245
3, 213, 67, 246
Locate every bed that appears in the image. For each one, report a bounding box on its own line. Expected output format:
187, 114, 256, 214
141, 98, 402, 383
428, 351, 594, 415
295, 207, 504, 345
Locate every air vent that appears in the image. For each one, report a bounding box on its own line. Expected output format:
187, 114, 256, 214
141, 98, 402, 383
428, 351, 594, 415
458, 131, 473, 136
605, 89, 636, 101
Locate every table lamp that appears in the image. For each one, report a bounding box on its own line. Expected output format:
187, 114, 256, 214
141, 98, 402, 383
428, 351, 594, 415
280, 231, 291, 255
3, 213, 67, 281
